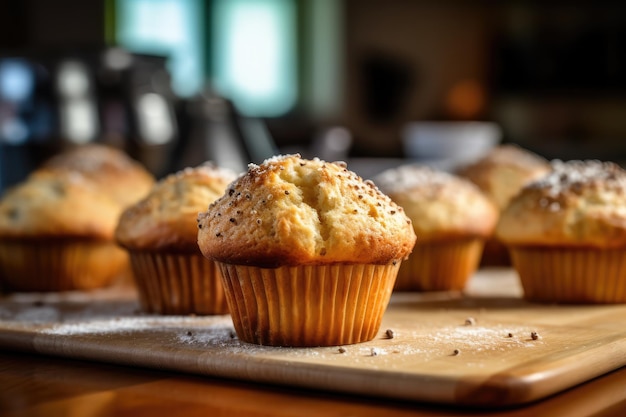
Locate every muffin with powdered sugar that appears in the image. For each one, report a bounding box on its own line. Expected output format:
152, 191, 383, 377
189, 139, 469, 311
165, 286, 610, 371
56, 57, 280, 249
375, 164, 497, 291
496, 159, 626, 303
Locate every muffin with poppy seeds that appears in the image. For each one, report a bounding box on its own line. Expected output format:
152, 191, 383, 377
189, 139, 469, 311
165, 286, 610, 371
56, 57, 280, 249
197, 154, 416, 347
115, 162, 238, 314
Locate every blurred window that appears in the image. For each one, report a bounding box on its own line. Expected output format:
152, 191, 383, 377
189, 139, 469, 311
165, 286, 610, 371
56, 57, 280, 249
114, 0, 297, 117
211, 0, 297, 117
115, 0, 204, 97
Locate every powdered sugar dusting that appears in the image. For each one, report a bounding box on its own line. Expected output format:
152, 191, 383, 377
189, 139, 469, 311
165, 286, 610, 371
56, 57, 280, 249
374, 164, 480, 195
376, 165, 448, 189
164, 319, 544, 369
42, 315, 234, 335
429, 324, 540, 351
530, 159, 626, 197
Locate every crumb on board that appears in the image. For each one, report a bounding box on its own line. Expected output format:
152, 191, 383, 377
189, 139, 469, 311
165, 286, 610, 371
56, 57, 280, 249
464, 317, 476, 326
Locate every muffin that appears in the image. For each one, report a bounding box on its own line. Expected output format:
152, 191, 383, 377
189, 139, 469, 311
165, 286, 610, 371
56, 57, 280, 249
0, 171, 128, 291
457, 144, 552, 265
496, 160, 626, 303
0, 144, 155, 292
197, 154, 416, 347
115, 163, 238, 315
35, 144, 155, 208
374, 165, 498, 291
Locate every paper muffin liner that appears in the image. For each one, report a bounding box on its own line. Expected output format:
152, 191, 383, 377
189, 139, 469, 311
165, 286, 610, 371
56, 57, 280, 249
129, 251, 228, 315
217, 262, 401, 347
394, 238, 484, 292
0, 240, 127, 292
479, 237, 511, 266
509, 246, 626, 303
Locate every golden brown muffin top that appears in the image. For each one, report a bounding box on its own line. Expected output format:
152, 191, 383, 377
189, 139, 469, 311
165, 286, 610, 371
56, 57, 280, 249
34, 144, 155, 207
456, 144, 552, 210
0, 171, 121, 240
115, 163, 238, 252
197, 154, 417, 267
374, 165, 498, 242
496, 160, 626, 248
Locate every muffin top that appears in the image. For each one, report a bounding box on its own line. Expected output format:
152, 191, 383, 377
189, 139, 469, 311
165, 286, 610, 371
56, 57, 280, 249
456, 144, 552, 210
197, 154, 417, 267
115, 163, 238, 252
35, 144, 155, 207
496, 160, 626, 248
0, 171, 121, 240
374, 165, 498, 242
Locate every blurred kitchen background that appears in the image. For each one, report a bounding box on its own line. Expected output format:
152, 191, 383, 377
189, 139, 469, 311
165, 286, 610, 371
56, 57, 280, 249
1, 0, 626, 191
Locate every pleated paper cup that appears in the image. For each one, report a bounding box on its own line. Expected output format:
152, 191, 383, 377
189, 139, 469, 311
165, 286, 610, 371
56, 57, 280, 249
509, 246, 626, 303
479, 237, 512, 266
394, 238, 484, 292
0, 239, 127, 292
218, 262, 401, 347
129, 251, 229, 315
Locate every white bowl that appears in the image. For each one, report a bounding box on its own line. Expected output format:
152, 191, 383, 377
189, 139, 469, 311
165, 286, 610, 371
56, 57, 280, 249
402, 121, 501, 164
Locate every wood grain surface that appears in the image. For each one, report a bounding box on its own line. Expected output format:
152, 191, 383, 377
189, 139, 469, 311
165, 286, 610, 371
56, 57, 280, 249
1, 268, 626, 408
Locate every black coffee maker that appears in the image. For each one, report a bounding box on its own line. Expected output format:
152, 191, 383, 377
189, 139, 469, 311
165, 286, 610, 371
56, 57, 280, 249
0, 47, 278, 193
0, 47, 179, 192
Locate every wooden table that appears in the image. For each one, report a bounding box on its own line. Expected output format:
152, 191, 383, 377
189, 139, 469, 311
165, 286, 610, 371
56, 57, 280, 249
3, 268, 626, 416
2, 349, 626, 417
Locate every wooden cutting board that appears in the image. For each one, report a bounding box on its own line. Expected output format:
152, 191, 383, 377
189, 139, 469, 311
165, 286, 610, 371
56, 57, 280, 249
1, 268, 626, 408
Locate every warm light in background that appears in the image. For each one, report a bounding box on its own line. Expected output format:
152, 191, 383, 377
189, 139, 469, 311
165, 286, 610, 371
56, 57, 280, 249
212, 0, 297, 117
445, 79, 486, 120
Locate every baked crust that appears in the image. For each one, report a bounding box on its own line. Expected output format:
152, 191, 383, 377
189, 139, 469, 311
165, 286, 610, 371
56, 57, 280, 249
496, 160, 626, 248
374, 165, 498, 242
197, 155, 417, 267
457, 144, 552, 210
35, 144, 154, 207
115, 163, 237, 252
0, 171, 121, 240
